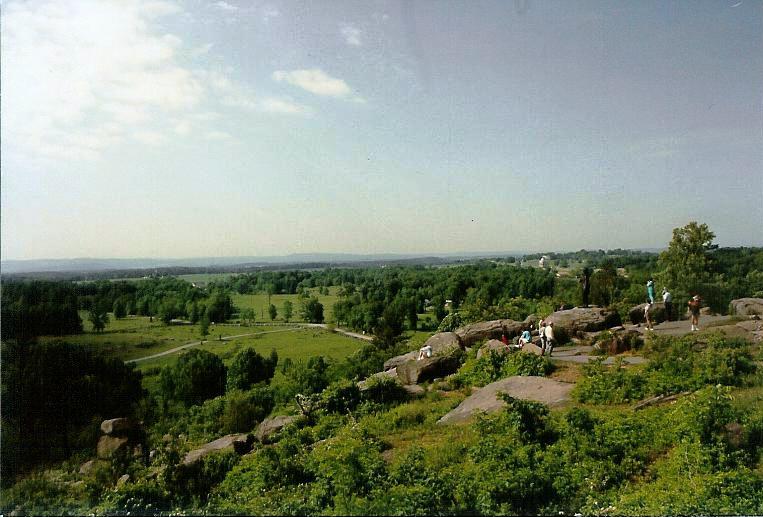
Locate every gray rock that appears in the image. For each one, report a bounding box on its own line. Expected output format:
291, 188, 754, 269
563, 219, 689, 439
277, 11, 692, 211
438, 376, 574, 424
79, 459, 107, 475
455, 319, 524, 348
402, 384, 426, 397
97, 435, 130, 459
730, 298, 763, 316
183, 434, 254, 465
116, 474, 130, 487
383, 351, 418, 371
522, 342, 544, 356
395, 352, 463, 385
255, 415, 301, 444
100, 418, 140, 436
476, 339, 511, 360
544, 307, 621, 335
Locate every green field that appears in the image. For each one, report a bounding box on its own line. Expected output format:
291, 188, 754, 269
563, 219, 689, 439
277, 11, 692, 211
231, 289, 340, 323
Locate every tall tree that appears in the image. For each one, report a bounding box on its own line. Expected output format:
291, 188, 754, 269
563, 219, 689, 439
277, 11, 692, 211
283, 300, 294, 322
657, 221, 717, 295
268, 303, 278, 321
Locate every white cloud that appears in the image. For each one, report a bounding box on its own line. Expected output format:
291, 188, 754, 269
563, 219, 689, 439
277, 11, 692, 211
213, 1, 237, 12
260, 97, 312, 115
272, 69, 353, 98
1, 0, 204, 161
341, 25, 362, 46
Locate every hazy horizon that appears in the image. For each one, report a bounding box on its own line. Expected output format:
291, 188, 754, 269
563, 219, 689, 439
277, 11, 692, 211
3, 1, 761, 261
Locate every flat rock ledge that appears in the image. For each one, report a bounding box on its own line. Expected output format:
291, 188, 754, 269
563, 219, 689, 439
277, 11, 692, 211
438, 376, 574, 425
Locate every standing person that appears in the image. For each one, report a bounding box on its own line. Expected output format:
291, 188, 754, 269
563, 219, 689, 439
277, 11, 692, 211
644, 302, 654, 331
688, 295, 702, 331
544, 322, 555, 356
581, 267, 591, 307
646, 279, 655, 304
662, 288, 673, 321
538, 320, 547, 354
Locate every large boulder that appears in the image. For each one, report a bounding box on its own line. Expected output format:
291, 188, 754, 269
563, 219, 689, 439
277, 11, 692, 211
383, 351, 418, 371
455, 320, 524, 348
476, 339, 510, 360
396, 352, 463, 385
383, 332, 463, 370
730, 298, 763, 316
629, 302, 668, 325
97, 435, 131, 459
543, 307, 621, 336
182, 434, 254, 465
101, 418, 141, 436
438, 376, 574, 425
255, 415, 301, 444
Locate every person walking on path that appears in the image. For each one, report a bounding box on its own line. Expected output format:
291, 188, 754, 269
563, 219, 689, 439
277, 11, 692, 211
543, 322, 556, 356
662, 288, 673, 321
646, 279, 655, 304
688, 295, 702, 331
580, 267, 591, 307
644, 302, 654, 331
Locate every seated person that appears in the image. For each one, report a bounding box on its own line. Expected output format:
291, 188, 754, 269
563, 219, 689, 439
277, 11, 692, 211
418, 343, 433, 360
518, 329, 532, 347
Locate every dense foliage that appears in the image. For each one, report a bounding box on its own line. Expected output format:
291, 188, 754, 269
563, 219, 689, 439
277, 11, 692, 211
1, 341, 145, 483
159, 349, 227, 407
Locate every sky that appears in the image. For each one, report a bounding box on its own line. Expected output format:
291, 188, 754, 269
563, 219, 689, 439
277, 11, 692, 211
2, 0, 762, 261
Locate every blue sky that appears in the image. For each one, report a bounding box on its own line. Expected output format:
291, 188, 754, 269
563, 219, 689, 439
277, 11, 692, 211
2, 0, 761, 260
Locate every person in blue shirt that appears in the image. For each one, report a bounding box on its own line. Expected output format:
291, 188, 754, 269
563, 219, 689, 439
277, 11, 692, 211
646, 279, 655, 304
518, 329, 532, 348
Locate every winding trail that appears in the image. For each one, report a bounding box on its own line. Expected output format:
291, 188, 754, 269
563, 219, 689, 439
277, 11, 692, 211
125, 324, 373, 364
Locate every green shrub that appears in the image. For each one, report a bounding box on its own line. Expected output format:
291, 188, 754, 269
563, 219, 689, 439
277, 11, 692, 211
320, 379, 361, 414
455, 350, 553, 387
166, 450, 240, 505
220, 387, 274, 434
437, 312, 463, 332
360, 375, 409, 406
226, 348, 277, 391
159, 349, 226, 407
573, 358, 648, 404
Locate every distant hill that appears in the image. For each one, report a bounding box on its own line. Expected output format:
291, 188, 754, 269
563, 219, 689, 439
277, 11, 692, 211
1, 251, 529, 279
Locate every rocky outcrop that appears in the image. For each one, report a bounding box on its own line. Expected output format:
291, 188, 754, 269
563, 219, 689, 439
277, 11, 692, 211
255, 415, 301, 444
730, 298, 763, 316
438, 376, 574, 424
455, 319, 524, 347
629, 302, 668, 325
182, 433, 254, 465
96, 418, 145, 460
396, 352, 463, 385
543, 307, 621, 336
594, 329, 643, 355
383, 332, 463, 370
476, 339, 510, 360
383, 351, 418, 371
101, 418, 141, 436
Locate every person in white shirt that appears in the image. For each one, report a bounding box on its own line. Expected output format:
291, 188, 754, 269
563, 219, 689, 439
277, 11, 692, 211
543, 322, 555, 356
644, 302, 654, 331
418, 343, 433, 360
662, 288, 673, 321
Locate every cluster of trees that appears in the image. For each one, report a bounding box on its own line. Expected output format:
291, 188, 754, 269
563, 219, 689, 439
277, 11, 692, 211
1, 341, 145, 482
0, 281, 83, 341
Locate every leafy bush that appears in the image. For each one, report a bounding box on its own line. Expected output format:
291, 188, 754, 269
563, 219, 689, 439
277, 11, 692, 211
226, 348, 278, 391
454, 349, 553, 387
320, 379, 361, 414
166, 450, 240, 505
220, 387, 275, 433
360, 375, 409, 406
576, 335, 757, 404
160, 349, 226, 407
437, 311, 463, 332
